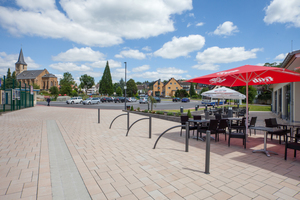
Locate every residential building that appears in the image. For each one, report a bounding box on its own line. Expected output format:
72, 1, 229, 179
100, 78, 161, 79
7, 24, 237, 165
271, 50, 300, 122
162, 78, 182, 97
15, 49, 58, 90
152, 79, 163, 96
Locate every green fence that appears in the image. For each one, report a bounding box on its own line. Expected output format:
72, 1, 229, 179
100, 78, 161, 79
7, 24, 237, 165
1, 78, 34, 113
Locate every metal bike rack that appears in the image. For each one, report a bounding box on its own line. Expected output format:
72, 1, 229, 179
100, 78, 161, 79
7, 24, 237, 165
126, 116, 152, 138
109, 113, 128, 129
153, 125, 185, 150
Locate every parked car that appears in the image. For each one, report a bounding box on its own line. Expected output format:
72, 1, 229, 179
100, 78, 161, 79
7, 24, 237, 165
181, 98, 190, 102
172, 97, 181, 102
66, 97, 83, 104
128, 97, 137, 102
82, 97, 92, 105
114, 97, 125, 103
101, 97, 113, 102
91, 97, 101, 104
139, 97, 148, 104
154, 97, 161, 103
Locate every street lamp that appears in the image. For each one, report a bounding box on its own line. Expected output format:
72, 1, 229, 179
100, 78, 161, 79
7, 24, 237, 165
124, 62, 127, 110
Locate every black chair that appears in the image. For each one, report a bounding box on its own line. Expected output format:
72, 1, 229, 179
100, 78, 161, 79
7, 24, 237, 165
238, 109, 246, 117
215, 114, 221, 120
285, 128, 300, 160
265, 118, 288, 144
248, 117, 257, 136
216, 119, 228, 141
197, 119, 219, 141
180, 116, 198, 137
190, 115, 202, 135
231, 117, 246, 133
228, 121, 246, 149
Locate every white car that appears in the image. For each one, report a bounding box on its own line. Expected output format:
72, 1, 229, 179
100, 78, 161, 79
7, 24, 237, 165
82, 97, 92, 105
139, 97, 148, 104
66, 97, 83, 104
128, 97, 137, 102
91, 97, 101, 104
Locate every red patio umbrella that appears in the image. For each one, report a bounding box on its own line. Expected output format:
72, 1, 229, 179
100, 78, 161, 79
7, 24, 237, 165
186, 65, 300, 138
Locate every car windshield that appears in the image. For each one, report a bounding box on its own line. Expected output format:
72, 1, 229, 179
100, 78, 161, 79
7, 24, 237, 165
92, 98, 98, 100
70, 97, 76, 100
86, 98, 92, 100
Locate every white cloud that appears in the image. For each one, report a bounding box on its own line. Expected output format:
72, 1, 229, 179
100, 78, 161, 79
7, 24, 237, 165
115, 49, 146, 60
196, 46, 262, 64
154, 35, 205, 59
133, 71, 183, 81
157, 67, 187, 74
49, 62, 91, 72
187, 23, 192, 27
52, 47, 105, 62
189, 13, 194, 17
213, 21, 239, 36
196, 22, 204, 26
90, 60, 121, 69
186, 74, 191, 78
132, 65, 150, 72
0, 0, 193, 46
142, 46, 152, 51
264, 0, 300, 27
192, 63, 220, 71
274, 53, 288, 60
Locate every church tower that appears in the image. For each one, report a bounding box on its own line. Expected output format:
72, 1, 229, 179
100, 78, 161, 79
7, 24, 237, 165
15, 48, 27, 75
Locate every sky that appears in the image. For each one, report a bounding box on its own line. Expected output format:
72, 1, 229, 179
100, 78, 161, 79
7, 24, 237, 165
0, 0, 300, 85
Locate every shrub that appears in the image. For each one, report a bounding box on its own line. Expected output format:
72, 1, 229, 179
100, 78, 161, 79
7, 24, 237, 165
151, 111, 156, 114
137, 107, 140, 111
175, 112, 181, 117
187, 110, 192, 118
192, 95, 198, 99
167, 112, 174, 116
144, 109, 149, 113
156, 111, 164, 114
130, 106, 134, 111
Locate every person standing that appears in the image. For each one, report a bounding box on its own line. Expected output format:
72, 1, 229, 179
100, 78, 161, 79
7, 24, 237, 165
47, 97, 51, 106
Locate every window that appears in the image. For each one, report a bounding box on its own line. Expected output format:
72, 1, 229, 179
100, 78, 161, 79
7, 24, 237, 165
155, 85, 157, 87
158, 87, 160, 89
174, 83, 176, 85
168, 87, 171, 89
176, 87, 178, 89
170, 83, 172, 85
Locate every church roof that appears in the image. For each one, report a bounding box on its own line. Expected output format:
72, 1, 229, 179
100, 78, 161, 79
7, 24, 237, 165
15, 48, 27, 65
17, 70, 44, 79
42, 73, 57, 78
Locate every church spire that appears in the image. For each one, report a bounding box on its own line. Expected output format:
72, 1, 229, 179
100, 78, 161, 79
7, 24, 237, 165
15, 48, 27, 65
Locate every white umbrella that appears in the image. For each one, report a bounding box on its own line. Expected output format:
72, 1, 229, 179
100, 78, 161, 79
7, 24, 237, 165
201, 87, 246, 113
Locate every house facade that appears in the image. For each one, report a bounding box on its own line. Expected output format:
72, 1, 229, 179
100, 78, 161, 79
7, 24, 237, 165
15, 49, 58, 90
271, 50, 300, 122
152, 78, 183, 97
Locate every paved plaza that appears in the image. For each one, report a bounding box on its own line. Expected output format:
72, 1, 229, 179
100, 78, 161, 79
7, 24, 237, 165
0, 106, 299, 200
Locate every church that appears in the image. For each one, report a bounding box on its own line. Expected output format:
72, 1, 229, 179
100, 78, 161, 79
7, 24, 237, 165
16, 49, 58, 90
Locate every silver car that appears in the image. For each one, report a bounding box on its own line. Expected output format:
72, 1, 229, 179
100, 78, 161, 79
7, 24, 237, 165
91, 97, 101, 104
83, 97, 93, 105
139, 97, 148, 104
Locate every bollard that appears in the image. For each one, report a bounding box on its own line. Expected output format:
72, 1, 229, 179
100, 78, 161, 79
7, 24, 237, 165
127, 111, 129, 131
205, 130, 211, 174
180, 106, 183, 113
98, 108, 100, 123
185, 121, 189, 152
205, 104, 207, 111
149, 116, 152, 139
195, 105, 198, 111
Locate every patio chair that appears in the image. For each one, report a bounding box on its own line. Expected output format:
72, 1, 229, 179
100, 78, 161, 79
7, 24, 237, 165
238, 109, 246, 117
216, 119, 228, 141
197, 119, 219, 141
228, 120, 246, 149
214, 114, 221, 120
230, 117, 246, 133
265, 118, 288, 144
189, 115, 202, 136
180, 116, 198, 137
284, 128, 300, 160
248, 117, 257, 136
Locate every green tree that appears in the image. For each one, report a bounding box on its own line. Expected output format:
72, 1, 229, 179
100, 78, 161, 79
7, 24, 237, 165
237, 86, 257, 104
200, 87, 209, 95
60, 72, 74, 96
136, 81, 142, 85
189, 83, 196, 97
71, 90, 78, 97
264, 62, 281, 68
79, 74, 95, 95
99, 61, 113, 95
119, 78, 125, 90
32, 83, 40, 89
49, 86, 59, 97
116, 86, 122, 96
175, 89, 189, 98
126, 79, 137, 97
147, 96, 157, 111
11, 71, 19, 88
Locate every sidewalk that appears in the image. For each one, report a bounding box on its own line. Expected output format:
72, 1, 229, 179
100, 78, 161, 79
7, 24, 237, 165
0, 106, 299, 200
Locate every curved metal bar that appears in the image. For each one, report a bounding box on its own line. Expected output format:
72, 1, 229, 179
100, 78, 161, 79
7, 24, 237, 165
153, 125, 184, 149
109, 113, 127, 129
126, 118, 149, 136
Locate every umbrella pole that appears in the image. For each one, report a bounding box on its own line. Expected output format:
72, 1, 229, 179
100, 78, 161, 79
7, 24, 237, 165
246, 82, 249, 141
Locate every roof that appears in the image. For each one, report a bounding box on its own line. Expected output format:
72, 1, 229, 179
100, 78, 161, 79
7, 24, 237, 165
15, 48, 27, 65
42, 73, 57, 78
17, 70, 45, 79
178, 81, 190, 86
280, 49, 300, 70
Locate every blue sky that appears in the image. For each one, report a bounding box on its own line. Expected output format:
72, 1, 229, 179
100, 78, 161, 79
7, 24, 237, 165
0, 0, 300, 85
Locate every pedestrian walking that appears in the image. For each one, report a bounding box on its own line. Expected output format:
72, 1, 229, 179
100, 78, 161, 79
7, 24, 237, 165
47, 97, 51, 106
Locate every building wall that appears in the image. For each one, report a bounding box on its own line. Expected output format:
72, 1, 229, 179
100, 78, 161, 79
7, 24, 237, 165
152, 81, 163, 96
164, 78, 182, 97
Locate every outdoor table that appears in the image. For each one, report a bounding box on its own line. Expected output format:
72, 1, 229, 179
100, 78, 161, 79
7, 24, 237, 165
250, 126, 280, 157
277, 122, 300, 141
225, 117, 243, 127
189, 119, 210, 141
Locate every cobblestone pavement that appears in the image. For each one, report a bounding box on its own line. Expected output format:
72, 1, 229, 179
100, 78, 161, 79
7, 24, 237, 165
0, 106, 299, 200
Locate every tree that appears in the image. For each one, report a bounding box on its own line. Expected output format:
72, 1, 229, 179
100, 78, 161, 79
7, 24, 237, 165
11, 71, 19, 88
60, 72, 74, 96
49, 86, 59, 98
189, 83, 196, 97
264, 62, 281, 68
32, 83, 40, 89
237, 86, 257, 103
175, 89, 189, 98
79, 74, 95, 95
99, 61, 113, 95
199, 87, 209, 97
116, 86, 122, 96
119, 78, 125, 90
136, 81, 142, 85
126, 79, 137, 97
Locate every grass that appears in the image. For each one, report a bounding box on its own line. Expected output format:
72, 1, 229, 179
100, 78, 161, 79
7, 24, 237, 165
163, 104, 271, 113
